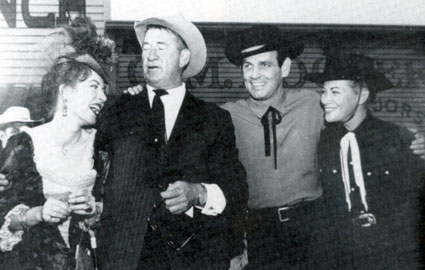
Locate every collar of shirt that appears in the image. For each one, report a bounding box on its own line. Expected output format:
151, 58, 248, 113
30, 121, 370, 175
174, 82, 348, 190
335, 110, 373, 137
247, 89, 287, 118
146, 83, 186, 139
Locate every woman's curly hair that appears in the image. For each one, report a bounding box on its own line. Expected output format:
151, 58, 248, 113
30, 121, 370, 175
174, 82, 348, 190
39, 17, 115, 120
41, 56, 94, 121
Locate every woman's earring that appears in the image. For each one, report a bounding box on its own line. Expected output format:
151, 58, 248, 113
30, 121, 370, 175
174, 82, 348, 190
62, 99, 68, 117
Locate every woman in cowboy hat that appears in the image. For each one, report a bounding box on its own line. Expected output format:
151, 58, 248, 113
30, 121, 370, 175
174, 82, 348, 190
306, 53, 424, 269
0, 53, 109, 270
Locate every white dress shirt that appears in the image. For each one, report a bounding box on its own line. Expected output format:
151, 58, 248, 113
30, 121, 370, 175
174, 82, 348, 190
146, 84, 226, 216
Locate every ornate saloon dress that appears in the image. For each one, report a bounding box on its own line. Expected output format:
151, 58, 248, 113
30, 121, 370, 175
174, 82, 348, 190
0, 128, 101, 270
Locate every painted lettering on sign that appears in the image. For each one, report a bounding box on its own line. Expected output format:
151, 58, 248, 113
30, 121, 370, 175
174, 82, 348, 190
0, 0, 86, 28
371, 98, 425, 125
126, 56, 425, 90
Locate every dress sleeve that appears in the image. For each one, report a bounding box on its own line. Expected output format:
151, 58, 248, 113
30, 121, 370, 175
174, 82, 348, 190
0, 204, 29, 251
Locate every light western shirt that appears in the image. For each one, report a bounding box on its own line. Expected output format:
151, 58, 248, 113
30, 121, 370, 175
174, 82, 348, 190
222, 89, 324, 209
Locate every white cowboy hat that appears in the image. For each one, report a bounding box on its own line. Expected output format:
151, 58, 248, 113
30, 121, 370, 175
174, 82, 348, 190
134, 13, 207, 79
0, 106, 41, 125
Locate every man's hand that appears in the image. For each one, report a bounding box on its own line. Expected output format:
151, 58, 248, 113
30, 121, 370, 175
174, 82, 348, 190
409, 128, 425, 159
160, 181, 203, 215
123, 84, 144, 95
0, 173, 10, 192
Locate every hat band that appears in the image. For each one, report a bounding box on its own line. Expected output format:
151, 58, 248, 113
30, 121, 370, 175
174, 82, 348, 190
240, 43, 277, 62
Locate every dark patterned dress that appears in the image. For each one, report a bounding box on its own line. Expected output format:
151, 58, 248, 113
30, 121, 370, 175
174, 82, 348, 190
0, 131, 106, 270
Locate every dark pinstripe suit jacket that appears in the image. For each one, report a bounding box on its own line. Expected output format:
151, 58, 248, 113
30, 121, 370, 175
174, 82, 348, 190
95, 88, 248, 270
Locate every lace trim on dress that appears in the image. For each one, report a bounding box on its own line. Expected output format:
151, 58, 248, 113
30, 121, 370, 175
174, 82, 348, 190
0, 204, 30, 251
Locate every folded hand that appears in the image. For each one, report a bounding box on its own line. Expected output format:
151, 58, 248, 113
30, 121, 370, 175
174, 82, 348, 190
42, 198, 71, 224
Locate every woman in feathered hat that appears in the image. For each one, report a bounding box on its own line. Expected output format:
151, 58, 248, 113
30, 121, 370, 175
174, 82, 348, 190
0, 17, 113, 270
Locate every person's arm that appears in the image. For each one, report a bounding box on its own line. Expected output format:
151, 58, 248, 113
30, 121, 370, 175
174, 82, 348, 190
8, 206, 43, 231
160, 109, 248, 216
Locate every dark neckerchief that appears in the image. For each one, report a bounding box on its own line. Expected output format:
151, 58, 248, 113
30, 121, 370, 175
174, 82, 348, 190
261, 106, 282, 170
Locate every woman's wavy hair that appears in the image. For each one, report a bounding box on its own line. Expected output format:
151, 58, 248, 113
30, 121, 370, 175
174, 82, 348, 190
41, 55, 94, 121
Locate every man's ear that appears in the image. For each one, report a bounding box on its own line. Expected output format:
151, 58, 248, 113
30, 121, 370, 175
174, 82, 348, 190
359, 88, 370, 105
179, 49, 191, 68
280, 57, 292, 78
0, 131, 6, 146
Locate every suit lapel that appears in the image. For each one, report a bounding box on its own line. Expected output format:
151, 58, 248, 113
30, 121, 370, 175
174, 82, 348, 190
119, 86, 152, 134
167, 92, 201, 147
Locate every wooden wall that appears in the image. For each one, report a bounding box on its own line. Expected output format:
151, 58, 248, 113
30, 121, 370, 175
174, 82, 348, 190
0, 0, 110, 116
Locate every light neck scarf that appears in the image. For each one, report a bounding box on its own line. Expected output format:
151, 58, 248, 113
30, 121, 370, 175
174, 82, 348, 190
339, 132, 369, 212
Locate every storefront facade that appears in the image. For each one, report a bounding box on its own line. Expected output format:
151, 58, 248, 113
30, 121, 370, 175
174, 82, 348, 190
1, 1, 424, 132
106, 21, 425, 132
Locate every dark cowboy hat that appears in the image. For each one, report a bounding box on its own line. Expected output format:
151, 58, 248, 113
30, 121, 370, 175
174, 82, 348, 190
305, 53, 393, 93
225, 25, 304, 66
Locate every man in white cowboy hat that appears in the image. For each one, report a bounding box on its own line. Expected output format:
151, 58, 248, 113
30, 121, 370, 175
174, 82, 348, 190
0, 106, 41, 148
0, 106, 41, 192
97, 13, 247, 270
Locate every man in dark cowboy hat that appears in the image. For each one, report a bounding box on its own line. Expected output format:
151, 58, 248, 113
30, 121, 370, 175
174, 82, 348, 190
222, 25, 323, 269
97, 13, 247, 270
221, 27, 425, 270
306, 53, 424, 269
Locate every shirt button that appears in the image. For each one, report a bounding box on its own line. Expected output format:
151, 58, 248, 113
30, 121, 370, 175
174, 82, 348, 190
129, 131, 134, 135
349, 161, 353, 165
351, 188, 355, 192
384, 170, 390, 175
319, 169, 323, 172
332, 169, 338, 174
154, 138, 158, 142
366, 172, 372, 176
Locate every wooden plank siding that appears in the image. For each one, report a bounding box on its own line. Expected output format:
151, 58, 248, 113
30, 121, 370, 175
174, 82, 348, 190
107, 22, 425, 133
0, 0, 109, 85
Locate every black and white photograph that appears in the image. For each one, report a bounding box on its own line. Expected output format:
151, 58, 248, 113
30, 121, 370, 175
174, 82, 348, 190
0, 0, 424, 269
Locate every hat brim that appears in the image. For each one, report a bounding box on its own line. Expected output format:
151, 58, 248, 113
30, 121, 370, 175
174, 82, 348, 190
75, 54, 111, 86
134, 15, 207, 79
305, 72, 394, 92
0, 119, 42, 125
225, 30, 304, 66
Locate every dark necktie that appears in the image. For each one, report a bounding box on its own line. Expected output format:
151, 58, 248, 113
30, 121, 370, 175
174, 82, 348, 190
152, 89, 168, 146
261, 106, 282, 170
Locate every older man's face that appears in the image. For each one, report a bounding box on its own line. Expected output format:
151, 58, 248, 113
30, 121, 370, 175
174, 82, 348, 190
142, 28, 184, 89
242, 51, 283, 102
